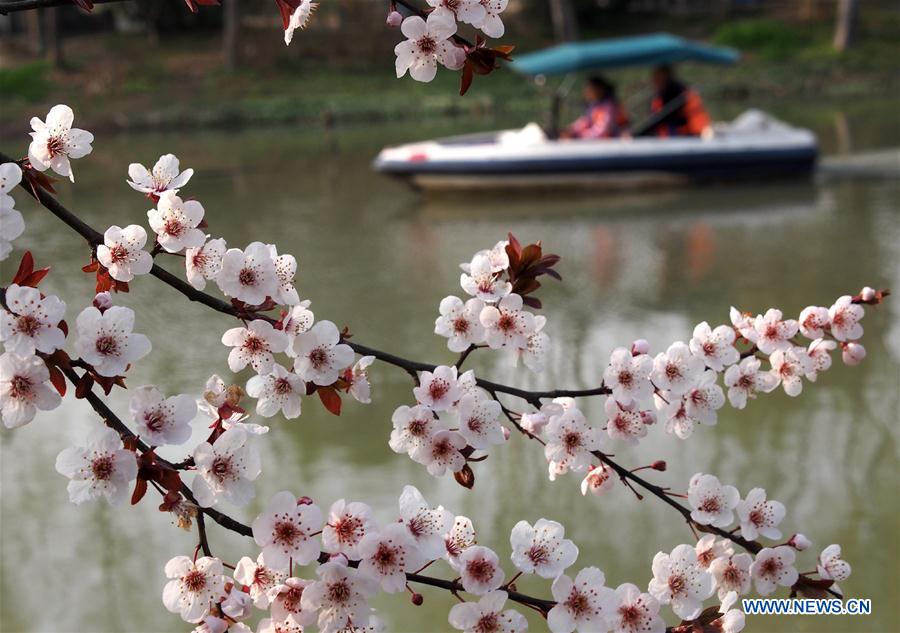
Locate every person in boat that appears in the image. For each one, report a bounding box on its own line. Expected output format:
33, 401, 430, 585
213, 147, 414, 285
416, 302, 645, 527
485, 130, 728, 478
649, 65, 711, 137
561, 76, 629, 140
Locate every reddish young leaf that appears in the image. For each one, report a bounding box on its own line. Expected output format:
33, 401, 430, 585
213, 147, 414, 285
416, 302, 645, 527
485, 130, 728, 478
131, 478, 148, 505
274, 0, 302, 29
75, 373, 94, 399
21, 267, 51, 288
58, 319, 68, 337
11, 251, 34, 285
459, 63, 475, 97
22, 163, 57, 196
454, 464, 475, 489
159, 468, 183, 492
317, 387, 342, 416
48, 365, 67, 397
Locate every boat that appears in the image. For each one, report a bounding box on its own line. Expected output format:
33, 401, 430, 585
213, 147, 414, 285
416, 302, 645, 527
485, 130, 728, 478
374, 34, 818, 192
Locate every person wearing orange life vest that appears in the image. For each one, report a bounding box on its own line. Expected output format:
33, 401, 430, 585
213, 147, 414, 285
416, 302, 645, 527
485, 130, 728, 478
561, 76, 630, 140
649, 65, 711, 137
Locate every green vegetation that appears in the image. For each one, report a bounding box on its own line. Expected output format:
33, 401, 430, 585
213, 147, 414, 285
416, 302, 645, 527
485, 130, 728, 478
0, 61, 52, 102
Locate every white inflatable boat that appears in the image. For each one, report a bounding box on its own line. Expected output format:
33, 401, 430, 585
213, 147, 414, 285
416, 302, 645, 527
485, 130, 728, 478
374, 110, 818, 192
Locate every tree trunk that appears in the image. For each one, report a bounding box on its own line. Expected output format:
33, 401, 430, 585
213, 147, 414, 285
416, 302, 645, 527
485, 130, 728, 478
833, 0, 858, 52
548, 0, 577, 43
223, 0, 240, 70
42, 8, 64, 69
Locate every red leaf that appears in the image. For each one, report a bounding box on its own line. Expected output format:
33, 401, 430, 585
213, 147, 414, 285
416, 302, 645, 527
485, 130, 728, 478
75, 373, 94, 399
11, 251, 34, 285
131, 478, 148, 505
159, 468, 183, 492
274, 0, 301, 30
459, 63, 474, 97
454, 464, 475, 489
317, 387, 342, 416
58, 319, 68, 337
72, 0, 94, 11
48, 365, 67, 397
22, 267, 51, 288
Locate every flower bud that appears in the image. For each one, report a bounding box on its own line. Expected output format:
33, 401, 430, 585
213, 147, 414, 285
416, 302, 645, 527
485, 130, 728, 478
411, 592, 424, 606
860, 286, 876, 301
386, 10, 403, 26
93, 291, 113, 312
631, 339, 650, 356
297, 495, 314, 505
841, 342, 866, 366
327, 552, 349, 566
640, 410, 656, 426
788, 533, 812, 551
651, 460, 666, 471
501, 425, 510, 441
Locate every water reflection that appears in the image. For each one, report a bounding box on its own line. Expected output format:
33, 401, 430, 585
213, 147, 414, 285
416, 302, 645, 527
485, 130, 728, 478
0, 126, 897, 633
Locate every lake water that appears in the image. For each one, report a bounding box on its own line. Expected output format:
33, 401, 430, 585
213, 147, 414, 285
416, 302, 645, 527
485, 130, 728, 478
0, 112, 898, 633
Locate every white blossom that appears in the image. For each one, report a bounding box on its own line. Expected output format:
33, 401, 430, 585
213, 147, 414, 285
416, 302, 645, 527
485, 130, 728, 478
322, 499, 376, 559
709, 554, 753, 600
684, 370, 725, 425
480, 293, 535, 351
0, 163, 25, 261
510, 518, 578, 579
647, 544, 714, 620
0, 352, 61, 428
357, 522, 425, 593
398, 484, 454, 559
162, 556, 226, 623
411, 428, 467, 476
688, 473, 739, 528
805, 338, 837, 381
389, 404, 445, 456
395, 12, 465, 83
714, 591, 746, 633
148, 190, 206, 253
292, 320, 354, 386
96, 224, 153, 282
454, 393, 505, 449
736, 488, 785, 541
519, 314, 550, 372
435, 295, 486, 352
192, 426, 261, 507
769, 346, 815, 396
413, 364, 462, 411
817, 544, 851, 582
603, 348, 653, 405
448, 590, 527, 633
348, 355, 375, 403
28, 104, 93, 182
246, 363, 304, 419
603, 582, 665, 633
284, 0, 317, 45
1, 284, 66, 356
798, 306, 830, 339
547, 567, 614, 633
753, 309, 798, 355
694, 534, 734, 569
233, 553, 288, 609
652, 341, 704, 396
750, 546, 798, 596
544, 407, 603, 478
444, 515, 476, 570
604, 397, 647, 446
828, 296, 864, 341
459, 545, 506, 595
282, 300, 315, 341
252, 490, 323, 568
729, 307, 757, 343
460, 253, 512, 303
54, 426, 137, 505
690, 322, 739, 371
301, 560, 379, 633
269, 245, 300, 306
580, 464, 615, 497
222, 319, 289, 375
723, 356, 777, 409
129, 385, 197, 446
473, 0, 508, 38
127, 153, 193, 197
268, 577, 316, 629
74, 305, 152, 377
216, 242, 279, 306
185, 238, 226, 291
427, 0, 487, 26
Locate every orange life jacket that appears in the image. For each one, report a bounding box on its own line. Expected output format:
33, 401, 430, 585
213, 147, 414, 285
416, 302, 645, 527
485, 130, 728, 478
651, 88, 710, 137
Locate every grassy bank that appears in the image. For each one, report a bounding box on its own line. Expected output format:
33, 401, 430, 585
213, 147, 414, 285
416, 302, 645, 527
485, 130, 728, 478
1, 12, 898, 138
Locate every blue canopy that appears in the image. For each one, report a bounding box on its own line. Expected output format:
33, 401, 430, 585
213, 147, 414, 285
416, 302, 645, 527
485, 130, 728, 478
511, 33, 739, 76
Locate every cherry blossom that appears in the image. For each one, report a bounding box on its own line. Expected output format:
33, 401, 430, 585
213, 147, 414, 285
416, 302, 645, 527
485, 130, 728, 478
684, 370, 725, 425
603, 347, 653, 405
162, 556, 226, 623
806, 338, 837, 381
459, 545, 506, 595
409, 430, 466, 477
817, 544, 851, 582
473, 0, 508, 38
96, 224, 153, 282
842, 341, 866, 365
444, 515, 476, 570
454, 393, 505, 449
220, 583, 252, 621
246, 363, 304, 419
0, 164, 25, 261
428, 0, 487, 27
323, 499, 376, 559
544, 407, 603, 478
689, 322, 739, 371
54, 426, 137, 505
460, 253, 512, 303
0, 352, 61, 428
688, 473, 739, 528
753, 309, 798, 355
787, 533, 811, 551
604, 582, 665, 633
148, 190, 206, 253
448, 590, 526, 633
292, 320, 354, 386
580, 463, 615, 496
257, 617, 304, 633
647, 544, 714, 620
519, 314, 550, 372
28, 104, 93, 182
217, 242, 279, 306
652, 341, 704, 396
656, 394, 697, 440
1, 284, 66, 356
729, 307, 757, 343
709, 554, 753, 600
252, 490, 323, 568
268, 577, 316, 628
828, 295, 864, 341
413, 364, 462, 411
604, 397, 647, 445
736, 488, 785, 541
184, 238, 227, 291
694, 535, 734, 569
769, 346, 815, 396
233, 553, 288, 609
798, 306, 830, 339
510, 518, 578, 579
269, 245, 300, 306
357, 522, 425, 593
749, 546, 798, 596
714, 591, 746, 633
389, 404, 445, 456
480, 293, 536, 351
284, 0, 317, 45
129, 385, 197, 446
395, 12, 465, 83
127, 153, 193, 198
520, 399, 567, 436
435, 296, 486, 352
547, 567, 614, 633
398, 484, 454, 559
192, 426, 261, 507
300, 560, 379, 633
282, 300, 315, 340
723, 356, 777, 409
222, 320, 289, 375
347, 355, 375, 404
74, 305, 152, 377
